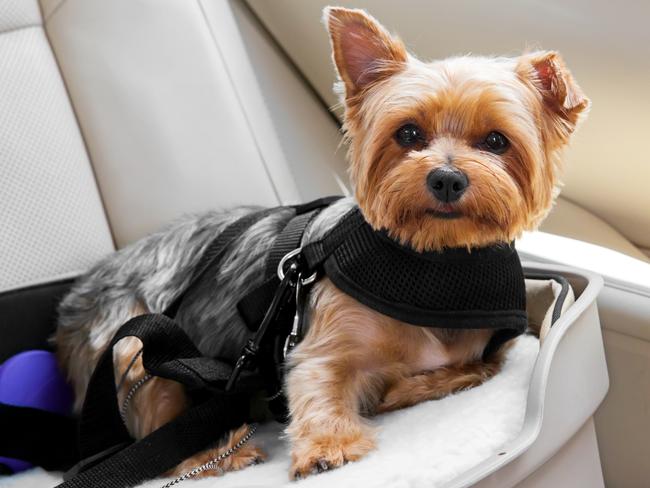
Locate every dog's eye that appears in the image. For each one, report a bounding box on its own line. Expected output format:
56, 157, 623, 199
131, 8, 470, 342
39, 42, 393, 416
483, 131, 510, 154
395, 123, 424, 147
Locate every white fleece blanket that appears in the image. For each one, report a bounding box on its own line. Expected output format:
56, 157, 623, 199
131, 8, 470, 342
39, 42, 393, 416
2, 335, 539, 488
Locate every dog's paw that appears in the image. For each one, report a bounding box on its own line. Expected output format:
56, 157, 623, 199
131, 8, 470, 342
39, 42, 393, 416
168, 424, 266, 479
290, 431, 375, 480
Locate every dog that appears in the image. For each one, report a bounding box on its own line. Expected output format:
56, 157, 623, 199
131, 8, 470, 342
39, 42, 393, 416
55, 6, 589, 481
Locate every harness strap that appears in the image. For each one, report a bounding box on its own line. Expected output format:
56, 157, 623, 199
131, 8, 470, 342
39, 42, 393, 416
59, 395, 244, 488
59, 208, 287, 486
237, 210, 319, 330
0, 198, 346, 481
264, 209, 321, 277
301, 207, 365, 270
238, 198, 343, 330
164, 207, 279, 318
77, 315, 221, 461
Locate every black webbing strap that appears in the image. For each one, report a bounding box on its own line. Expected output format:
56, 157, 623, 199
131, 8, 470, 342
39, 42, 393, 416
0, 404, 79, 471
0, 208, 268, 476
236, 210, 319, 329
59, 314, 250, 488
265, 195, 344, 277
59, 200, 342, 484
164, 207, 279, 318
263, 209, 319, 277
237, 197, 342, 330
291, 195, 344, 215
59, 396, 244, 488
301, 207, 365, 270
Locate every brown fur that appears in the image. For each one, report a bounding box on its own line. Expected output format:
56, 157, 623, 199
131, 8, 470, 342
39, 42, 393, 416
82, 6, 589, 481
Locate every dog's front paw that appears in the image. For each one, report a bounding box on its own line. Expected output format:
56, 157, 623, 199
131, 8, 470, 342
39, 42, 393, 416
290, 431, 375, 480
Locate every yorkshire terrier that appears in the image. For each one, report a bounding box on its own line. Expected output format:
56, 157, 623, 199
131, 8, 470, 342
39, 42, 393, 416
55, 6, 589, 481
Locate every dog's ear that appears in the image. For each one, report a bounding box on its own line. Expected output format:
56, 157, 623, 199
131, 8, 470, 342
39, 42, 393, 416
517, 51, 590, 136
324, 7, 407, 99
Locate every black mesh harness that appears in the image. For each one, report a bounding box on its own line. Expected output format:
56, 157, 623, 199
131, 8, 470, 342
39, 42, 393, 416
312, 207, 528, 356
35, 196, 528, 487
237, 204, 527, 366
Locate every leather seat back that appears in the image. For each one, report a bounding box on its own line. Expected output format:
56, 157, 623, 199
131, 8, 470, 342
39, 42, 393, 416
41, 0, 348, 247
0, 0, 113, 293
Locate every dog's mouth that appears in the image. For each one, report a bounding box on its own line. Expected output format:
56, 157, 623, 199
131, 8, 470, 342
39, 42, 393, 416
425, 205, 463, 220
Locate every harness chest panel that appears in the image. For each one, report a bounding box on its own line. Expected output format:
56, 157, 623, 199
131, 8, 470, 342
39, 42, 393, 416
321, 208, 528, 331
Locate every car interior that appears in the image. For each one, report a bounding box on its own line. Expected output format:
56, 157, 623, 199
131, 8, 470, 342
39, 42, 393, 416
1, 1, 649, 487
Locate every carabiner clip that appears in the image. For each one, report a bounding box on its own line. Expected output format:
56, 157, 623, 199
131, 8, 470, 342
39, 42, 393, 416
277, 248, 317, 285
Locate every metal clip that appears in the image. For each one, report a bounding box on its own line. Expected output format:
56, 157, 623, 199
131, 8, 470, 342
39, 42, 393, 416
277, 248, 317, 285
283, 274, 307, 358
226, 261, 298, 392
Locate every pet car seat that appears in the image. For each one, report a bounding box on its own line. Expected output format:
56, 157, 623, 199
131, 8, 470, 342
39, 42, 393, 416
2, 0, 647, 486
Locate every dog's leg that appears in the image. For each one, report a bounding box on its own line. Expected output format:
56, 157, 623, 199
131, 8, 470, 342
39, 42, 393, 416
285, 281, 389, 479
376, 344, 511, 414
285, 355, 377, 479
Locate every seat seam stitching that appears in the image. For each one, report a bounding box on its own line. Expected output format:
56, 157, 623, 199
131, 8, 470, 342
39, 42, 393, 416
0, 23, 42, 36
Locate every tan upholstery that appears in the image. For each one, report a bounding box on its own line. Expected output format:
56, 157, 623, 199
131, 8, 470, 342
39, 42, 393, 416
247, 0, 650, 260
542, 198, 649, 262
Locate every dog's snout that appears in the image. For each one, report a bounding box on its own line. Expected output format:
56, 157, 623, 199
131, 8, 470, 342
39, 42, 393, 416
427, 168, 468, 203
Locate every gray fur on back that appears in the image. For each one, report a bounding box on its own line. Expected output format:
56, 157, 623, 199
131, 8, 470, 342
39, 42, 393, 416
56, 197, 356, 402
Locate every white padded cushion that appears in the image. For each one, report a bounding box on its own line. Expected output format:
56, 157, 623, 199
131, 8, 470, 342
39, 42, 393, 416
0, 25, 114, 292
0, 0, 40, 32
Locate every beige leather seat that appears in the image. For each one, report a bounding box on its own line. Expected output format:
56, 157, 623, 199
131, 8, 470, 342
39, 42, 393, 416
541, 198, 649, 263
1, 0, 648, 486
0, 0, 114, 294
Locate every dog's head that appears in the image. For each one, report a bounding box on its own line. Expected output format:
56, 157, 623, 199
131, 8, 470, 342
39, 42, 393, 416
324, 7, 589, 251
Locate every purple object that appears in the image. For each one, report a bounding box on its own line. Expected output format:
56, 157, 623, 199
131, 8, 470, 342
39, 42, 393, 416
0, 350, 74, 473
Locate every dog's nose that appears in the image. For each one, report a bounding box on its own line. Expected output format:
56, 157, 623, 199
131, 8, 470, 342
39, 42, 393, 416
427, 167, 469, 203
